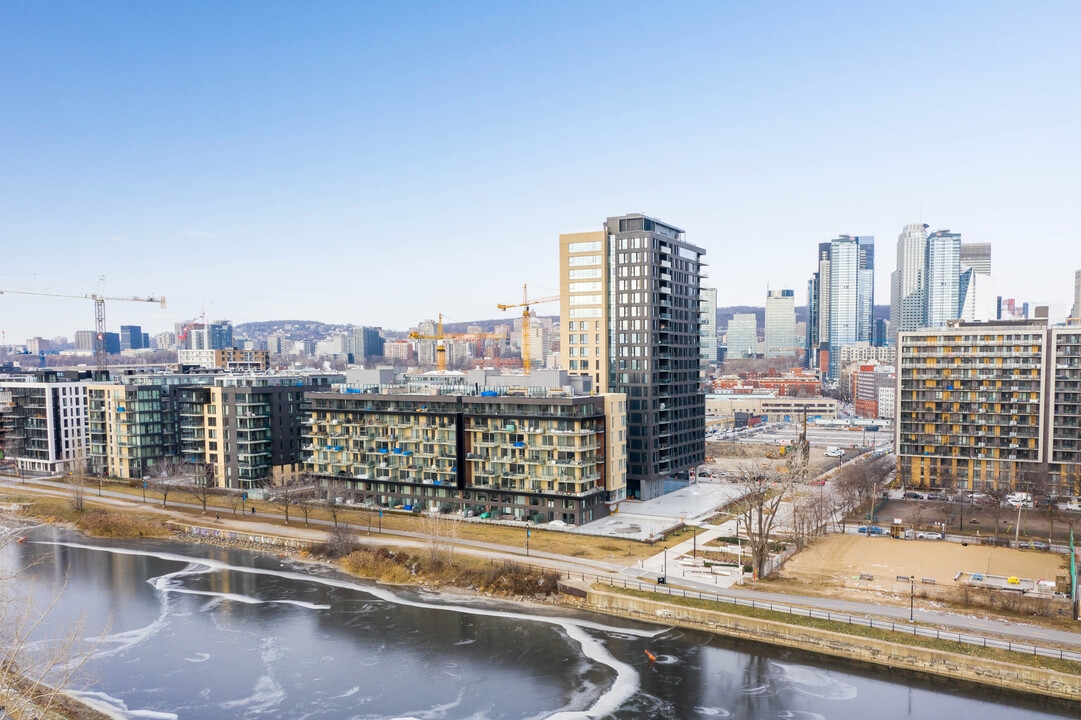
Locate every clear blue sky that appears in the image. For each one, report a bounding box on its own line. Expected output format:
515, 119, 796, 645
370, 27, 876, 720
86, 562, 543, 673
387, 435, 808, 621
1, 1, 1078, 340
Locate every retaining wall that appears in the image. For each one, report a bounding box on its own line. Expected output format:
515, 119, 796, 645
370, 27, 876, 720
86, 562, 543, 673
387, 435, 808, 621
584, 589, 1081, 701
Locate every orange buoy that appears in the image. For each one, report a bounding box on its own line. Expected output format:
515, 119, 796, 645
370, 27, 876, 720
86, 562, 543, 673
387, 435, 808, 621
645, 650, 657, 663
16, 536, 27, 543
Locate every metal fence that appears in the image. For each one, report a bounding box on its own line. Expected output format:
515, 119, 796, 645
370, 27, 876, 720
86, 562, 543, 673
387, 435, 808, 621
501, 559, 1081, 663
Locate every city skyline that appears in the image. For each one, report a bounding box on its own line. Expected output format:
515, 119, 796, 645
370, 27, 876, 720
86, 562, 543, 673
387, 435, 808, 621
2, 3, 1079, 338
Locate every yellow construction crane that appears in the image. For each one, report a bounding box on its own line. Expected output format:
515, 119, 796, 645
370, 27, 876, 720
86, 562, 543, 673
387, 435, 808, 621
0, 287, 166, 376
497, 284, 559, 372
408, 313, 505, 372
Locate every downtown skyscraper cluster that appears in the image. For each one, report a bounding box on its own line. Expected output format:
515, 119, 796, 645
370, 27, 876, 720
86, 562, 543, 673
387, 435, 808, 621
889, 223, 994, 344
806, 235, 875, 382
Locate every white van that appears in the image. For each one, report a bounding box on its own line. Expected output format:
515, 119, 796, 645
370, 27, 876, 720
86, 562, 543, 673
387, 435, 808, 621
1006, 492, 1033, 508
824, 447, 844, 458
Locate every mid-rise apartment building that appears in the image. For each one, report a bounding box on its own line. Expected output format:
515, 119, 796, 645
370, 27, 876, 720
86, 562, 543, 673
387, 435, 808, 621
88, 372, 339, 485
896, 320, 1081, 492
0, 372, 90, 473
559, 213, 706, 500
178, 348, 270, 371
305, 374, 626, 525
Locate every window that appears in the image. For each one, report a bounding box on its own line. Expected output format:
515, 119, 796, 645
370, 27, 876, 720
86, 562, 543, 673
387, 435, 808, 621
569, 268, 602, 280
569, 281, 602, 292
567, 240, 602, 253
567, 254, 601, 267
568, 294, 602, 305
569, 308, 602, 318
569, 360, 578, 370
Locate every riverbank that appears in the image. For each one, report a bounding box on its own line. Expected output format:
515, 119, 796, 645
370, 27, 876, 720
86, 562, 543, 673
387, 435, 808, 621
577, 585, 1081, 705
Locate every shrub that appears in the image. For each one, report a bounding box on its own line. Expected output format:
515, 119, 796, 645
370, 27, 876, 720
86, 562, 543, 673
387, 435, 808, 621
76, 511, 165, 538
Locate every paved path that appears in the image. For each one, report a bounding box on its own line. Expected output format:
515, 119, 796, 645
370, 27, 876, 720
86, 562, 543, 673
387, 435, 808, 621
5, 475, 1081, 649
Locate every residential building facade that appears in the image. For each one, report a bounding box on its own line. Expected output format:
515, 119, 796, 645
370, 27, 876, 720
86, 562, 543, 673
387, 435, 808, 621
304, 381, 627, 525
895, 321, 1081, 491
559, 213, 706, 499
0, 373, 90, 473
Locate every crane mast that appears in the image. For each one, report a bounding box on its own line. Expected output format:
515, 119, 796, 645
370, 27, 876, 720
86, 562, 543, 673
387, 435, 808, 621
0, 288, 166, 377
497, 284, 559, 372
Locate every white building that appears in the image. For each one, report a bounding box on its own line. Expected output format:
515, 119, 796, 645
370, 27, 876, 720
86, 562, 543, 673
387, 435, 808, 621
877, 385, 895, 420
699, 287, 718, 367
726, 314, 757, 359
764, 288, 797, 358
0, 377, 89, 473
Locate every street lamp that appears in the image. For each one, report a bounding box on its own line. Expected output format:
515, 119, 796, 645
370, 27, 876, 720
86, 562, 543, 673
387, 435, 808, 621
909, 575, 916, 622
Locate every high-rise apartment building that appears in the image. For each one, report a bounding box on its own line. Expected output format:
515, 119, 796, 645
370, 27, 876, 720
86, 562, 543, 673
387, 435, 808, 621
559, 213, 706, 500
923, 230, 962, 327
726, 314, 757, 359
764, 289, 796, 358
889, 223, 928, 345
699, 287, 718, 369
897, 320, 1081, 493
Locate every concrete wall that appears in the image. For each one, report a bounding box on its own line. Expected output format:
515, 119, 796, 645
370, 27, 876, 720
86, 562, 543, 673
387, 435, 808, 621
584, 589, 1081, 701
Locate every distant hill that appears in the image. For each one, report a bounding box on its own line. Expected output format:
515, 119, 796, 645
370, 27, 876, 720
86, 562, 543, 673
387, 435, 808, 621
233, 320, 354, 342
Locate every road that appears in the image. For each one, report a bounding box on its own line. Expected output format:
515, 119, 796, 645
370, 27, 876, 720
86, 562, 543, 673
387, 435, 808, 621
4, 474, 1080, 650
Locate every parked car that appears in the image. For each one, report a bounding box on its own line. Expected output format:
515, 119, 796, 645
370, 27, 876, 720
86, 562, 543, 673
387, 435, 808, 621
904, 491, 925, 500
927, 492, 946, 501
858, 526, 886, 535
1017, 540, 1050, 551
916, 532, 944, 540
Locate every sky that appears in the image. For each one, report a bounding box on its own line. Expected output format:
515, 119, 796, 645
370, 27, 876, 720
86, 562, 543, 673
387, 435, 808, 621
1, 1, 1079, 340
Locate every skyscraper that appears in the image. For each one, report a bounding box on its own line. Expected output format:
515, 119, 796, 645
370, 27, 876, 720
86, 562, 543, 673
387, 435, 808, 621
924, 230, 962, 327
960, 242, 992, 275
826, 236, 859, 380
889, 223, 927, 345
764, 289, 796, 358
856, 236, 875, 342
560, 213, 706, 500
699, 287, 718, 369
726, 314, 757, 359
1073, 269, 1081, 319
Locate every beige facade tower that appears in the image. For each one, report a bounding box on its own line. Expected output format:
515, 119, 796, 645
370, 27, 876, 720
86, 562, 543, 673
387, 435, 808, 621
559, 230, 610, 391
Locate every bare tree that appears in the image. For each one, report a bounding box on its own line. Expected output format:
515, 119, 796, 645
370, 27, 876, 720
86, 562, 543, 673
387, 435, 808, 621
267, 472, 316, 525
149, 459, 184, 509
0, 520, 101, 718
986, 480, 1012, 539
185, 462, 217, 514
67, 451, 90, 513
731, 464, 793, 578
297, 487, 320, 528
226, 493, 243, 518
421, 512, 457, 564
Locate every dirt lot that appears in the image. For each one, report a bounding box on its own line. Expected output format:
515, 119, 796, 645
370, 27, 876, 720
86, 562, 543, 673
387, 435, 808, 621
778, 534, 1066, 591
873, 499, 1081, 543
703, 441, 848, 480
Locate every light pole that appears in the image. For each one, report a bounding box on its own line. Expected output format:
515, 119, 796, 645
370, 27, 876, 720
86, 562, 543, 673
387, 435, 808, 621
736, 518, 743, 585
909, 575, 916, 622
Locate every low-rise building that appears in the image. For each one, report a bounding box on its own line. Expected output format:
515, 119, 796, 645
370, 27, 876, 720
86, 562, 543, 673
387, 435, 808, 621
706, 393, 838, 425
178, 348, 270, 371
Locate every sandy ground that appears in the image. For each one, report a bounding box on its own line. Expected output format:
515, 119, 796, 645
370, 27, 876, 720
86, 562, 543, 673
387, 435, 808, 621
779, 534, 1067, 590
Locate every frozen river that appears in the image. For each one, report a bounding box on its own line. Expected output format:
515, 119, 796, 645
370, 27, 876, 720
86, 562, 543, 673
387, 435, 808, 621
4, 526, 1074, 719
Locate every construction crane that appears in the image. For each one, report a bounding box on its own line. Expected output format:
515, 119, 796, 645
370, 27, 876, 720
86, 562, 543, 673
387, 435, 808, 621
497, 284, 559, 372
0, 287, 166, 377
408, 314, 505, 373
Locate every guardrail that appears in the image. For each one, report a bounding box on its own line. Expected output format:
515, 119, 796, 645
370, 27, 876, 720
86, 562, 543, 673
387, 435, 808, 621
499, 559, 1081, 663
